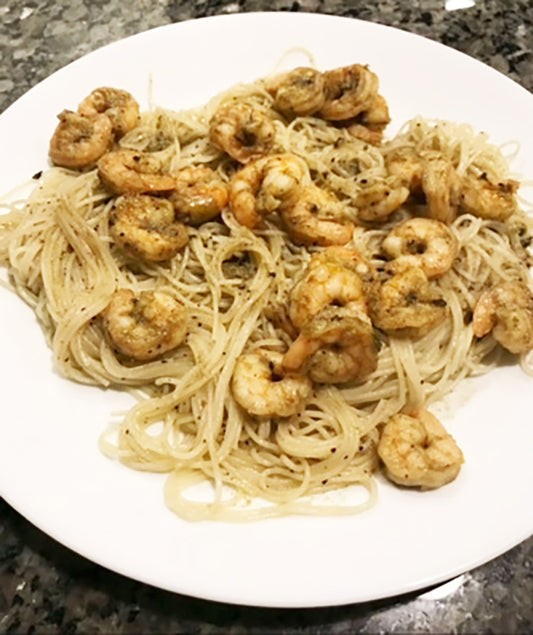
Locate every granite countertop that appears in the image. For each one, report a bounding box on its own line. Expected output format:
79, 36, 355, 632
0, 0, 532, 632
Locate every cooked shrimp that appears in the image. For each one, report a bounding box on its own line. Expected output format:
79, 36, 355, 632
319, 64, 379, 121
385, 146, 424, 190
110, 194, 188, 261
382, 217, 459, 278
209, 102, 275, 163
49, 110, 113, 168
288, 247, 373, 330
78, 87, 140, 138
377, 408, 464, 489
282, 305, 377, 383
232, 349, 313, 417
347, 94, 391, 145
169, 166, 229, 225
459, 170, 519, 221
98, 149, 177, 193
103, 288, 188, 361
266, 67, 326, 117
281, 184, 353, 246
355, 178, 410, 223
472, 281, 533, 353
421, 153, 459, 223
371, 267, 448, 335
229, 153, 310, 228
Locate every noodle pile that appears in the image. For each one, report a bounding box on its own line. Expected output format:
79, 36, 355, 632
1, 72, 532, 521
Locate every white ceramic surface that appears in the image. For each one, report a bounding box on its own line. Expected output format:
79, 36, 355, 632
0, 13, 532, 608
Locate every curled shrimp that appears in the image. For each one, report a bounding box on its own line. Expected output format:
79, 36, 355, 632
377, 408, 464, 489
209, 102, 275, 163
371, 267, 448, 336
381, 217, 459, 279
459, 170, 519, 221
355, 177, 410, 223
266, 67, 326, 117
282, 305, 377, 383
110, 194, 188, 261
49, 110, 113, 168
78, 86, 140, 138
472, 281, 533, 353
103, 288, 188, 361
232, 349, 313, 417
421, 153, 460, 224
319, 64, 379, 121
169, 166, 229, 225
283, 247, 377, 383
281, 185, 353, 246
229, 153, 310, 228
98, 149, 177, 194
385, 146, 424, 190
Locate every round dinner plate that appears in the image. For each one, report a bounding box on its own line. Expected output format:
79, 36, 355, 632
0, 12, 532, 608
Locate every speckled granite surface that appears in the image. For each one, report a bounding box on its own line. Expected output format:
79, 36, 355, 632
0, 0, 532, 631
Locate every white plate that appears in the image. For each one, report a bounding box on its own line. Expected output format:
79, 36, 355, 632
0, 13, 532, 608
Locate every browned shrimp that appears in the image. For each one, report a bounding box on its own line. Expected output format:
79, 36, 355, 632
319, 64, 379, 121
209, 102, 275, 163
459, 170, 519, 221
169, 166, 229, 225
49, 110, 113, 168
346, 94, 391, 145
355, 178, 410, 223
78, 87, 140, 138
97, 149, 177, 193
266, 67, 326, 117
110, 194, 188, 261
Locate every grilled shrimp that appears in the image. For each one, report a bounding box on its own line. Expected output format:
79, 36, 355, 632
378, 408, 464, 489
281, 184, 353, 246
288, 247, 373, 330
382, 217, 459, 278
319, 64, 379, 121
385, 146, 424, 190
421, 153, 460, 224
169, 166, 229, 225
355, 177, 410, 223
49, 110, 113, 168
282, 305, 377, 383
229, 153, 310, 228
371, 267, 448, 335
266, 66, 326, 117
103, 288, 188, 361
110, 194, 188, 261
472, 281, 533, 353
209, 102, 275, 163
97, 149, 177, 193
459, 170, 519, 221
78, 87, 140, 138
232, 349, 313, 417
347, 94, 391, 145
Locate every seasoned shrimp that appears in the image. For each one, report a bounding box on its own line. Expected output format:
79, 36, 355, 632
49, 110, 113, 168
169, 166, 228, 225
110, 194, 188, 261
229, 153, 310, 228
378, 408, 464, 489
472, 281, 533, 353
459, 170, 519, 221
281, 185, 353, 246
382, 217, 459, 278
232, 349, 313, 417
355, 177, 410, 223
347, 94, 391, 145
103, 288, 188, 361
209, 102, 275, 163
319, 64, 379, 121
371, 267, 448, 335
282, 305, 377, 383
98, 149, 177, 193
288, 247, 373, 329
266, 67, 326, 117
385, 146, 424, 190
421, 153, 459, 223
78, 87, 140, 138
